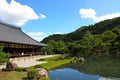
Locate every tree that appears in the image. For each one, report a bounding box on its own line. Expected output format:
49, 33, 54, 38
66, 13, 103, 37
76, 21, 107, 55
41, 46, 53, 55
66, 42, 81, 56
100, 30, 117, 54
79, 31, 97, 56
46, 40, 68, 54
109, 35, 120, 58
0, 46, 9, 65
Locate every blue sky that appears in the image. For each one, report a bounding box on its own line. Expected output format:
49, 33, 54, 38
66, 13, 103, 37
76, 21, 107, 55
0, 0, 120, 41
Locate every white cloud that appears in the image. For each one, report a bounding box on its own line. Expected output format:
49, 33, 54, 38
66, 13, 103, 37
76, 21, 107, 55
79, 8, 120, 22
40, 14, 46, 19
54, 32, 62, 34
26, 31, 62, 41
27, 32, 46, 41
0, 0, 39, 26
80, 8, 96, 19
48, 32, 52, 34
93, 13, 120, 22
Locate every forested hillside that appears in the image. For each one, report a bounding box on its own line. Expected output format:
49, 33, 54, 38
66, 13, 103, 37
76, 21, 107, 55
41, 17, 120, 57
42, 17, 120, 43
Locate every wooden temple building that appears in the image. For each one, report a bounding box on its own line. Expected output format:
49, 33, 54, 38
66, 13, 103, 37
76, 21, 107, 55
0, 22, 47, 57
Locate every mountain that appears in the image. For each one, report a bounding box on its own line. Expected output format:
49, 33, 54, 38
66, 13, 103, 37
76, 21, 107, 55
41, 17, 120, 43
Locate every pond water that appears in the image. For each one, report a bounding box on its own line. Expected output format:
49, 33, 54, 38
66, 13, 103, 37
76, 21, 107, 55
49, 68, 119, 80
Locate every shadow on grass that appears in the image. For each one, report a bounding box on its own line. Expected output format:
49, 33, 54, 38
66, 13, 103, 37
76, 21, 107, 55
22, 77, 28, 80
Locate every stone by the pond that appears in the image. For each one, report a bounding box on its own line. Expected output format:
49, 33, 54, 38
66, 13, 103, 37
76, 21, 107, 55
80, 57, 85, 62
36, 68, 48, 79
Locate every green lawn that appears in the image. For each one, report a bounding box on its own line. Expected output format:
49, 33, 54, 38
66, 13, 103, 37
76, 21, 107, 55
0, 55, 71, 80
40, 59, 71, 70
35, 55, 71, 70
0, 71, 27, 80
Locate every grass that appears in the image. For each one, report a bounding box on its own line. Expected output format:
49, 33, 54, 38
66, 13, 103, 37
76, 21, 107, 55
0, 71, 27, 80
0, 55, 120, 79
35, 55, 71, 70
1, 55, 120, 79
0, 55, 71, 80
40, 59, 71, 70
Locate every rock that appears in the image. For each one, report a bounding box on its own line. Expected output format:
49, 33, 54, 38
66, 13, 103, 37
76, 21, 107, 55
6, 62, 18, 70
80, 57, 85, 62
36, 68, 48, 79
0, 63, 6, 71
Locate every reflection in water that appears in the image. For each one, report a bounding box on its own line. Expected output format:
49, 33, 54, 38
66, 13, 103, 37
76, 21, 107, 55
99, 77, 120, 80
49, 68, 119, 80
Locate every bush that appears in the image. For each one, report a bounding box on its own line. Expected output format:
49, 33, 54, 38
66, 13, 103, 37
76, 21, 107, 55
1, 68, 13, 71
35, 64, 42, 68
58, 54, 70, 60
0, 46, 9, 65
15, 67, 25, 72
27, 67, 38, 80
39, 77, 51, 80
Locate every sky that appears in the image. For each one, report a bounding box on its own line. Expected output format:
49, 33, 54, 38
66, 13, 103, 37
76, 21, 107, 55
0, 0, 120, 41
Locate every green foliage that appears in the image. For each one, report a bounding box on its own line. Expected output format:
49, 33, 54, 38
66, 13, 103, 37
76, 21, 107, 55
27, 67, 38, 80
0, 46, 9, 65
80, 31, 96, 55
101, 30, 117, 43
15, 67, 25, 72
66, 42, 81, 56
71, 57, 81, 63
41, 17, 120, 58
41, 46, 53, 55
41, 34, 63, 43
109, 35, 120, 58
39, 77, 51, 80
42, 17, 120, 43
47, 40, 68, 54
35, 55, 71, 70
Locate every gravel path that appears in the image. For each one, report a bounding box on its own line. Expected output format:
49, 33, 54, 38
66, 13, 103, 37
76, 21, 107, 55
14, 60, 47, 68
0, 55, 55, 69
13, 55, 55, 68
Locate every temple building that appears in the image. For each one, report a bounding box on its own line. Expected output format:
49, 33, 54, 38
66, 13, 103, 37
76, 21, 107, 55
0, 22, 47, 57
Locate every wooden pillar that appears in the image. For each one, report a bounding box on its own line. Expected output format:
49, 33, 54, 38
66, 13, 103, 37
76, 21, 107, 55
32, 49, 34, 54
7, 43, 10, 53
14, 50, 15, 54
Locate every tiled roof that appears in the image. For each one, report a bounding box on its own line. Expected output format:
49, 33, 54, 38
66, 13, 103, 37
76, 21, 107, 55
0, 22, 46, 46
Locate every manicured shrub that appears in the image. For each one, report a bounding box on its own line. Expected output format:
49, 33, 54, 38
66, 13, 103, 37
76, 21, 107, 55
27, 67, 38, 80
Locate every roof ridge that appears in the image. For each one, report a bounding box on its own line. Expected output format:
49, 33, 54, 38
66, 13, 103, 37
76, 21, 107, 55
0, 21, 21, 31
22, 30, 42, 43
0, 21, 47, 46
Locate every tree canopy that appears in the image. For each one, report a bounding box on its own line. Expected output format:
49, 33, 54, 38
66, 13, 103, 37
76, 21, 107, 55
41, 17, 120, 58
0, 46, 9, 65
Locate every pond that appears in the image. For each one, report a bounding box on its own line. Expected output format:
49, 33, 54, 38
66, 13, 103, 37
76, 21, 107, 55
49, 68, 119, 80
